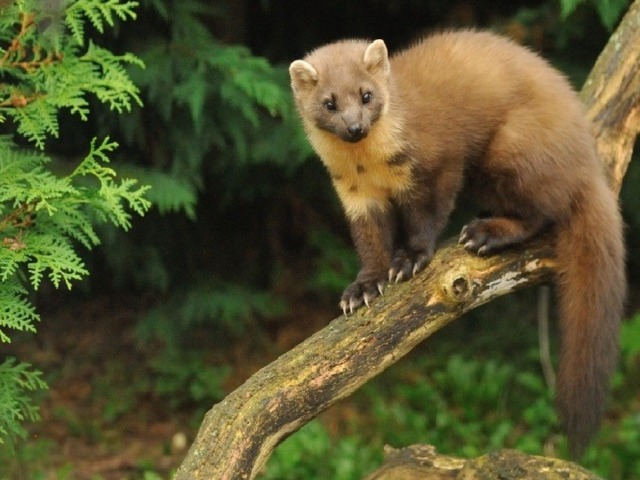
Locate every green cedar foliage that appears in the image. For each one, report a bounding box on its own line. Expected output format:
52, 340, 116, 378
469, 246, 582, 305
113, 0, 309, 220
0, 0, 149, 443
135, 281, 287, 346
0, 358, 46, 444
93, 0, 311, 342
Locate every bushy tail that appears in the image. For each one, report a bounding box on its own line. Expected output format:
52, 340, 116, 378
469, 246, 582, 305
554, 178, 625, 458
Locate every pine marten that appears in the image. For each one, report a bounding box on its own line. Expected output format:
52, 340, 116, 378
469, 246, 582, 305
289, 30, 625, 457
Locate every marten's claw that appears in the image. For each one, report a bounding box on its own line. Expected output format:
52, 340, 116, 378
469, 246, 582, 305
340, 277, 386, 314
389, 248, 431, 282
412, 262, 421, 276
459, 225, 470, 244
459, 219, 504, 255
460, 225, 488, 252
339, 297, 360, 316
349, 298, 358, 313
362, 294, 370, 308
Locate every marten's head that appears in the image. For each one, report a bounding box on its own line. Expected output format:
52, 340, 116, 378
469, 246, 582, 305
289, 39, 390, 143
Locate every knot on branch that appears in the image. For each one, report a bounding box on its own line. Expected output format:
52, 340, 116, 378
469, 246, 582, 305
440, 269, 472, 304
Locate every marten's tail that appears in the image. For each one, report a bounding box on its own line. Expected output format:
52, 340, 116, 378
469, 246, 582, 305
554, 177, 625, 457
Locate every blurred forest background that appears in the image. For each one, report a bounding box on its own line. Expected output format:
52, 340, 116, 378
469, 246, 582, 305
1, 0, 640, 478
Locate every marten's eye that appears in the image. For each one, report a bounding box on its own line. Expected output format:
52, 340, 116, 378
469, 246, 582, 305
324, 98, 337, 111
361, 92, 372, 104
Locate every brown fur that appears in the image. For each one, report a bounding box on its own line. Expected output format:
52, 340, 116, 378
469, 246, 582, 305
290, 30, 625, 456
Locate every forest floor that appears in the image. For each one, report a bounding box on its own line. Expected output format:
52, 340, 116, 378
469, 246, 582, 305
1, 293, 337, 479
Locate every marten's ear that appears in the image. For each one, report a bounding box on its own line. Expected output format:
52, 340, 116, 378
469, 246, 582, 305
289, 60, 318, 93
364, 39, 390, 78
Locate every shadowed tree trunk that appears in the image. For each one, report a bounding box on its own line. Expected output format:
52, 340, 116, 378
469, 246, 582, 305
175, 2, 640, 478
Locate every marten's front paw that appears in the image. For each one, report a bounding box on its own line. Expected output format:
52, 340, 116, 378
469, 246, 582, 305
388, 248, 432, 283
340, 278, 386, 315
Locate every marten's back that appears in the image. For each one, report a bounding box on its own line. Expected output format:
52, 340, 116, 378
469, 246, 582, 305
390, 31, 597, 174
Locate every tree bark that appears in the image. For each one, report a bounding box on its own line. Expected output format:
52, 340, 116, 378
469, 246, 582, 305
362, 445, 603, 480
579, 3, 640, 192
175, 2, 640, 478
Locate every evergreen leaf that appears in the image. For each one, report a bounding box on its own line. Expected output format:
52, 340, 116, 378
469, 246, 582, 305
594, 0, 628, 30
79, 42, 144, 113
25, 232, 89, 289
0, 280, 40, 343
8, 99, 59, 149
559, 0, 585, 18
121, 167, 197, 219
173, 68, 208, 130
47, 203, 101, 249
0, 358, 46, 444
65, 0, 139, 44
0, 245, 28, 285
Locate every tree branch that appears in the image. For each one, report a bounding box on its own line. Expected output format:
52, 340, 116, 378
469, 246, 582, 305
175, 2, 640, 478
362, 445, 602, 480
580, 1, 640, 192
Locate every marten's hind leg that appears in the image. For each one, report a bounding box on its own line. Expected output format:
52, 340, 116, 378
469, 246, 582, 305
459, 214, 550, 255
462, 104, 572, 256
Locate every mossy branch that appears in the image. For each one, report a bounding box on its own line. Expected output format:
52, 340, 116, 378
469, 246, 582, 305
175, 1, 640, 478
363, 445, 603, 480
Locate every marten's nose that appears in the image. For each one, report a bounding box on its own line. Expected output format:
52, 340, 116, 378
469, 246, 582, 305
348, 124, 363, 135
347, 123, 364, 139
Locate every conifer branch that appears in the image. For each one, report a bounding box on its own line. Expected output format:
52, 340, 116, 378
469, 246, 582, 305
0, 201, 35, 233
0, 0, 148, 442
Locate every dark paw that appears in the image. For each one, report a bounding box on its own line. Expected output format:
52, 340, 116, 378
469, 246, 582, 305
388, 248, 432, 283
340, 278, 386, 315
459, 219, 499, 255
